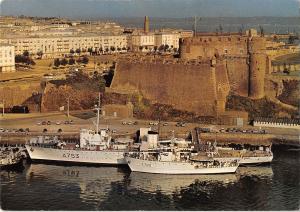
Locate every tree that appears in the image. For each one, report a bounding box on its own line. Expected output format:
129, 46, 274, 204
288, 35, 296, 44
154, 46, 158, 52
75, 48, 81, 55
164, 44, 169, 52
117, 47, 121, 52
82, 56, 89, 64
60, 58, 68, 66
158, 45, 164, 52
68, 58, 75, 65
99, 77, 106, 92
37, 50, 43, 58
15, 54, 35, 65
105, 47, 109, 52
122, 47, 127, 51
76, 58, 82, 63
70, 49, 75, 54
23, 50, 29, 57
54, 58, 60, 67
110, 46, 116, 52
88, 47, 93, 55
139, 46, 144, 51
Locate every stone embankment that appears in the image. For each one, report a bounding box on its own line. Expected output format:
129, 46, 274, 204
1, 131, 298, 147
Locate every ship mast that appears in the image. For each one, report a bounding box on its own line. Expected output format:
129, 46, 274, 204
96, 93, 101, 134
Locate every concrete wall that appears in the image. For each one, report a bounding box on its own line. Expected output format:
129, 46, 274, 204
102, 103, 133, 118
254, 121, 300, 129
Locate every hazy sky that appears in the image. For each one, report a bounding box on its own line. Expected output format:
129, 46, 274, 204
1, 0, 299, 18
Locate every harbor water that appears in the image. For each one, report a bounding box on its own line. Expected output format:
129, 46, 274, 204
1, 145, 299, 211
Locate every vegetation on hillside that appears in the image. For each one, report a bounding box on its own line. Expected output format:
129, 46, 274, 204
50, 70, 106, 93
277, 80, 300, 108
15, 51, 35, 65
226, 93, 298, 120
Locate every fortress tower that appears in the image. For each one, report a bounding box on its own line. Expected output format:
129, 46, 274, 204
179, 30, 268, 99
144, 16, 150, 33
248, 36, 267, 99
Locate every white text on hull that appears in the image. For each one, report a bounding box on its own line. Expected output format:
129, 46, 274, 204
25, 145, 127, 165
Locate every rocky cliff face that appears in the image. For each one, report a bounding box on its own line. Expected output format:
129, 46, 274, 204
41, 83, 98, 112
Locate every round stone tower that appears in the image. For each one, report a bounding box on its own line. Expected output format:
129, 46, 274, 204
248, 36, 267, 99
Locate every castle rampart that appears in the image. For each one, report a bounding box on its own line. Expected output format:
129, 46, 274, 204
110, 57, 229, 116
180, 32, 268, 99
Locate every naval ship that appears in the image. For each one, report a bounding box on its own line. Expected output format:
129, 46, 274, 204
25, 95, 133, 165
125, 132, 239, 175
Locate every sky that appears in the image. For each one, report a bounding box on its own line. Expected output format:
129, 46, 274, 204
0, 0, 299, 18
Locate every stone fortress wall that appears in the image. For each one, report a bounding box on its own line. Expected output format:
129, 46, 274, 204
179, 32, 268, 99
110, 56, 230, 116
110, 30, 269, 117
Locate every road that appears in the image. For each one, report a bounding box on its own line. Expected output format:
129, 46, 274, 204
0, 112, 299, 146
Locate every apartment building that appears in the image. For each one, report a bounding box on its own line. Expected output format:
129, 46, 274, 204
0, 34, 128, 58
154, 33, 181, 49
131, 31, 191, 51
0, 44, 15, 72
131, 33, 155, 51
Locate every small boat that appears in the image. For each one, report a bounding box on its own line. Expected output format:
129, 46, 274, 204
0, 147, 24, 170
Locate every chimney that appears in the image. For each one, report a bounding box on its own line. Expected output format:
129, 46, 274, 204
144, 16, 150, 33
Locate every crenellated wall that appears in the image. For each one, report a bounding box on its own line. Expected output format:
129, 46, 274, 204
180, 33, 268, 99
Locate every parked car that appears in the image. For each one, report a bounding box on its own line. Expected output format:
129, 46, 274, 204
56, 121, 61, 125
176, 122, 185, 127
42, 121, 47, 125
133, 121, 138, 125
163, 123, 168, 126
36, 122, 41, 125
122, 121, 127, 125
